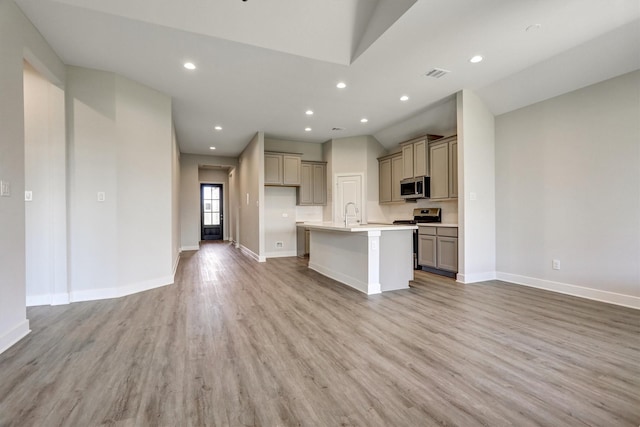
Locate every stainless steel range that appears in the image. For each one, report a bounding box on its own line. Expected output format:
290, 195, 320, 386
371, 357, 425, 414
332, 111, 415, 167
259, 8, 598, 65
393, 208, 441, 269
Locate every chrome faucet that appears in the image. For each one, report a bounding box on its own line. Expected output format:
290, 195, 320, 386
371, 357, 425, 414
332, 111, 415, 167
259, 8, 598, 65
344, 202, 359, 227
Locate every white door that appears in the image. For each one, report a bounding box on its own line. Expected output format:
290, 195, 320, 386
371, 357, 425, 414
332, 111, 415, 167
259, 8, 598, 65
335, 174, 364, 225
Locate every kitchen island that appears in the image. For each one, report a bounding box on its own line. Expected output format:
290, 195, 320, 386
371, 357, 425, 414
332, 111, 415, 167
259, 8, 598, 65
301, 222, 417, 295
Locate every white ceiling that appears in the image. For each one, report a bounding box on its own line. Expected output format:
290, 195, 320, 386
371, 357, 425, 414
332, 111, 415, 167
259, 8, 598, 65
16, 0, 640, 157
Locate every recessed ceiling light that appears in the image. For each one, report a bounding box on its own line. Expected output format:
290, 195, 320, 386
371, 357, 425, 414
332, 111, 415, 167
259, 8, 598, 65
360, 118, 368, 123
184, 62, 196, 70
214, 126, 222, 131
336, 82, 347, 89
469, 55, 483, 63
400, 95, 409, 102
305, 110, 314, 116
209, 146, 216, 150
305, 127, 312, 132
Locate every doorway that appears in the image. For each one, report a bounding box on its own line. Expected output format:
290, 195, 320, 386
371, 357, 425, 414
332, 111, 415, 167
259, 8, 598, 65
201, 183, 223, 241
335, 174, 364, 224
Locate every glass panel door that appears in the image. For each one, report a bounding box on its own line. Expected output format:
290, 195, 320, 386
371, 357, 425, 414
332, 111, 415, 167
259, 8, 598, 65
201, 184, 223, 240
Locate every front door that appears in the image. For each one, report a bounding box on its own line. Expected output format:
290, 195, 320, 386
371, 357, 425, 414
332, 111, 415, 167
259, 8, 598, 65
201, 184, 223, 240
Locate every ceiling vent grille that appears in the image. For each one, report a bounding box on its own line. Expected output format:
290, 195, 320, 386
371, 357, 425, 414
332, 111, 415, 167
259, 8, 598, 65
331, 127, 345, 131
424, 68, 450, 78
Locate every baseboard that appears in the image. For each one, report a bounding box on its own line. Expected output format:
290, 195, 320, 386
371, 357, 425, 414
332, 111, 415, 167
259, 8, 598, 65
172, 253, 181, 277
240, 245, 266, 262
456, 271, 497, 284
180, 245, 200, 252
26, 294, 51, 307
70, 275, 174, 303
265, 250, 297, 259
496, 272, 640, 309
51, 292, 70, 305
26, 292, 70, 307
0, 319, 30, 355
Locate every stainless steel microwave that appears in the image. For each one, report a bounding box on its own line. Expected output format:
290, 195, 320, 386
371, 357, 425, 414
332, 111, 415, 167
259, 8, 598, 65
400, 176, 430, 199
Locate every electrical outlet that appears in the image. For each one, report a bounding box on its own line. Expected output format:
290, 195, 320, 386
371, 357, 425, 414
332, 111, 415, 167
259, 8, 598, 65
552, 259, 561, 270
276, 241, 284, 248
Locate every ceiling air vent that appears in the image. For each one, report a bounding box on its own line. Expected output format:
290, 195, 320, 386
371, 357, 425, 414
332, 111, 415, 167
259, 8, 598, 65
424, 68, 450, 79
331, 127, 345, 131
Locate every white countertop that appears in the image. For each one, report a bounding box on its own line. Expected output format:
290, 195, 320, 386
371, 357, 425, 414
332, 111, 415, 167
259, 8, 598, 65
299, 222, 417, 233
417, 223, 458, 228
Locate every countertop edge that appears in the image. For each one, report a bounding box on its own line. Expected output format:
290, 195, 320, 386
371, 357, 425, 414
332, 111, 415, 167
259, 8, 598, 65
299, 222, 418, 233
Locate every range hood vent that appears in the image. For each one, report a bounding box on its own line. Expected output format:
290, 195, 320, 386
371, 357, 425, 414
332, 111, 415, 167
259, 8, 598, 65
424, 68, 450, 79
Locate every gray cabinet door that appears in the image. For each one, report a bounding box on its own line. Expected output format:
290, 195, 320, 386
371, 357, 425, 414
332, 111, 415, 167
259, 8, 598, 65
299, 163, 313, 204
312, 163, 326, 205
418, 234, 437, 268
413, 139, 427, 177
449, 139, 458, 198
429, 141, 449, 199
379, 158, 392, 203
437, 236, 458, 272
282, 155, 301, 185
401, 144, 413, 179
298, 161, 326, 205
265, 153, 283, 185
391, 154, 404, 202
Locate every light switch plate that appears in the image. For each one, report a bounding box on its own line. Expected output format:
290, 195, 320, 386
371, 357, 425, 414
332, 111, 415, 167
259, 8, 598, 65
97, 191, 106, 202
0, 180, 10, 197
25, 191, 33, 201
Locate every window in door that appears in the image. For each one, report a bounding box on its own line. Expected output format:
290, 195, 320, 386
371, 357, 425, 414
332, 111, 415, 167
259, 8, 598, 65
201, 184, 223, 241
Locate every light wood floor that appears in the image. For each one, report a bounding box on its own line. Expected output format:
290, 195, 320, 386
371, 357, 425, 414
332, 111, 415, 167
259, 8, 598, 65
1, 241, 638, 426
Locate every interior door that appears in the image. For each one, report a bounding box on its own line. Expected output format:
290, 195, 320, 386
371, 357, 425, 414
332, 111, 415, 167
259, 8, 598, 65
201, 184, 223, 240
335, 174, 363, 225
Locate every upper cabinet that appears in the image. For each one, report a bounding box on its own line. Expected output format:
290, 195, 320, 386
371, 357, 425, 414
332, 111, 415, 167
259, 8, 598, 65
428, 136, 458, 200
378, 152, 403, 204
401, 138, 428, 179
298, 161, 326, 205
399, 135, 445, 178
265, 152, 302, 186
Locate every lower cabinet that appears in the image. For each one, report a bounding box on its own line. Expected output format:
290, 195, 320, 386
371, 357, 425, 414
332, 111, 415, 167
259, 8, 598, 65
418, 226, 458, 272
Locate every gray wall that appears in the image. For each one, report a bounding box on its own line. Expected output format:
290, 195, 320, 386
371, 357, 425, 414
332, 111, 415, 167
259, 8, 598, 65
66, 66, 175, 301
263, 137, 324, 257
325, 135, 386, 223
171, 124, 181, 274
264, 186, 298, 257
238, 132, 264, 259
457, 89, 497, 283
0, 0, 66, 353
264, 137, 324, 161
24, 61, 68, 306
495, 71, 640, 304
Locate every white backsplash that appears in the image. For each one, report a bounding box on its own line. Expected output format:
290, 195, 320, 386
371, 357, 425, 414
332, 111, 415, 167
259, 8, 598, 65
375, 199, 459, 224
295, 205, 323, 222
